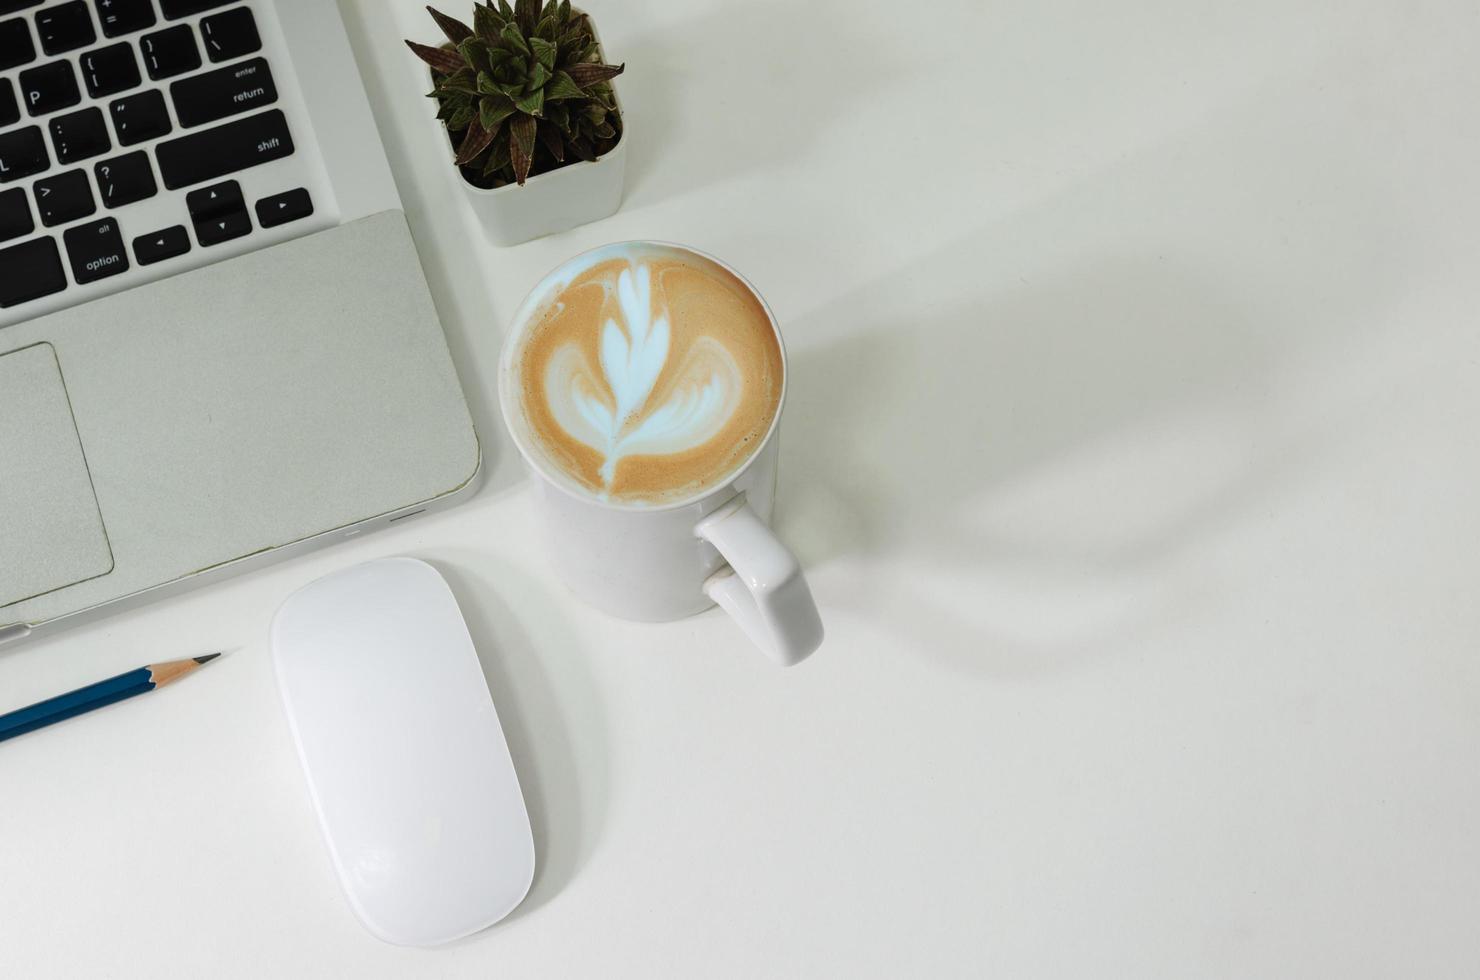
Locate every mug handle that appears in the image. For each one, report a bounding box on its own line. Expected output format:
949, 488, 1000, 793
696, 494, 824, 666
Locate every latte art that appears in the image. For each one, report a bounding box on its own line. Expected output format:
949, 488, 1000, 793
507, 244, 784, 505
546, 265, 744, 483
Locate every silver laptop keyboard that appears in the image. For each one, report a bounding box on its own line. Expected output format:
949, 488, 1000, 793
0, 0, 328, 318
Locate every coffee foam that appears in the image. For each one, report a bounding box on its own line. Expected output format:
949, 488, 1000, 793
508, 245, 783, 505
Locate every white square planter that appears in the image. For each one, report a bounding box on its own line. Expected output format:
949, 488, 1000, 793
428, 19, 627, 247
459, 116, 626, 246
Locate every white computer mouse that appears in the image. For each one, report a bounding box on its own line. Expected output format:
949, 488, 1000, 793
271, 557, 534, 946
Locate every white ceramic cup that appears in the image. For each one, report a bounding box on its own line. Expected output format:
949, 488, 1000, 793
498, 242, 824, 666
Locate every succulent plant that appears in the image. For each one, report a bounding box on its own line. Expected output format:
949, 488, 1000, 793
406, 1, 624, 188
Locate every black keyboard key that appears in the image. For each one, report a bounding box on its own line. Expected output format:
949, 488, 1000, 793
79, 40, 138, 97
171, 55, 274, 128
95, 148, 153, 206
64, 215, 126, 282
185, 176, 239, 217
94, 0, 155, 37
49, 105, 109, 162
0, 235, 65, 306
132, 222, 187, 264
199, 5, 255, 62
255, 187, 311, 228
139, 22, 195, 79
32, 167, 94, 225
18, 59, 79, 115
0, 0, 44, 15
0, 78, 17, 126
0, 186, 33, 242
193, 206, 247, 245
0, 125, 48, 181
160, 0, 230, 18
155, 108, 292, 189
34, 1, 94, 55
108, 87, 170, 145
0, 16, 35, 69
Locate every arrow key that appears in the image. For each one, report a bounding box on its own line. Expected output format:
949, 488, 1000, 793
133, 223, 189, 265
185, 178, 241, 220
193, 206, 250, 247
255, 187, 311, 229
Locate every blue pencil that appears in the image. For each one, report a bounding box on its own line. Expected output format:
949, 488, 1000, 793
0, 654, 221, 743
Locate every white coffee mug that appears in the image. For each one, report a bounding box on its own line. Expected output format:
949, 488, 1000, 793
497, 242, 824, 666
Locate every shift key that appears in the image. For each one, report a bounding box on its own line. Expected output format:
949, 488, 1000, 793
155, 108, 293, 190
171, 57, 277, 128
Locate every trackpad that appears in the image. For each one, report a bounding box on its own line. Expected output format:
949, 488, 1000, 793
0, 343, 112, 608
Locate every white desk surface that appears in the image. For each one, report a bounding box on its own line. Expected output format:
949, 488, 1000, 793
4, 0, 1479, 976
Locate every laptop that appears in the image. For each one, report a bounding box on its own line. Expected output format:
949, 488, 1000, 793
0, 0, 481, 646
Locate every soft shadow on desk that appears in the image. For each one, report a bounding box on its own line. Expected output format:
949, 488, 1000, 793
784, 252, 1267, 557
769, 67, 1406, 675
432, 558, 607, 924
775, 250, 1302, 675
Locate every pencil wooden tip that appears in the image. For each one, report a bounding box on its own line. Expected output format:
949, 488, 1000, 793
193, 653, 221, 665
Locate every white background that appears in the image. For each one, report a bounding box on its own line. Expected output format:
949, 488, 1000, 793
4, 0, 1479, 976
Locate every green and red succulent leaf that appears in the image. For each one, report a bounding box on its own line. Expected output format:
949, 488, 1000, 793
479, 92, 517, 131
454, 115, 494, 165
566, 61, 622, 87
426, 6, 473, 45
509, 112, 537, 182
516, 0, 540, 35
472, 4, 502, 41
514, 86, 544, 118
447, 67, 480, 92
537, 120, 566, 161
544, 70, 584, 101
499, 20, 531, 56
404, 39, 464, 74
483, 134, 513, 175
530, 36, 557, 72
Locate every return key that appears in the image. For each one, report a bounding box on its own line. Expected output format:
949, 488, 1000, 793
171, 57, 276, 129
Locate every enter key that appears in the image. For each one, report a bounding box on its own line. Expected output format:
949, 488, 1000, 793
170, 57, 277, 129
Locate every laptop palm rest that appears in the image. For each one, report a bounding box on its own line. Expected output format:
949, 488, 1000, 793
1, 210, 479, 634
0, 343, 113, 608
